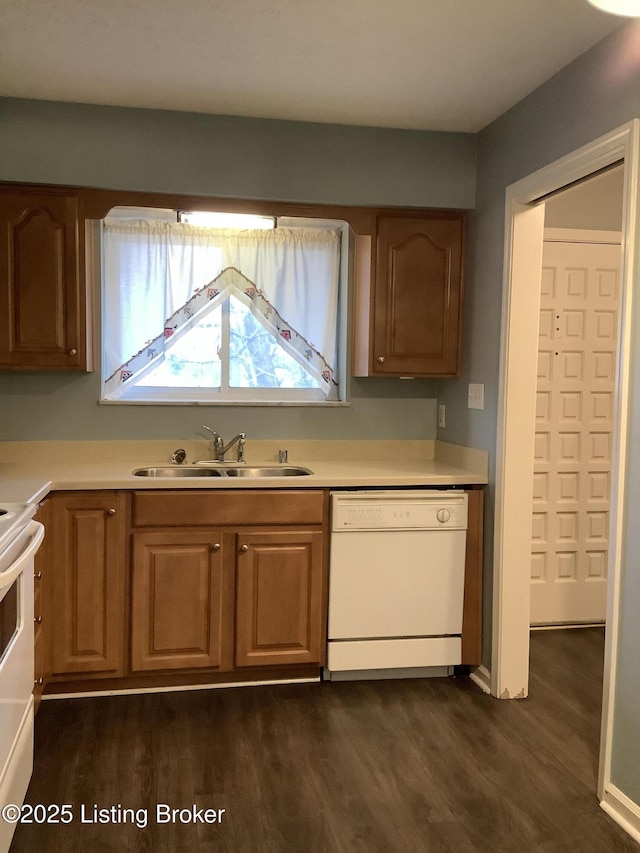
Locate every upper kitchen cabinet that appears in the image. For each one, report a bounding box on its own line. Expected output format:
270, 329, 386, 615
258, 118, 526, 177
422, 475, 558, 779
353, 212, 465, 377
0, 187, 93, 370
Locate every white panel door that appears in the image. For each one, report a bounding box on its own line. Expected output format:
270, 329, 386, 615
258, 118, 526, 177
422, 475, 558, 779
530, 235, 620, 625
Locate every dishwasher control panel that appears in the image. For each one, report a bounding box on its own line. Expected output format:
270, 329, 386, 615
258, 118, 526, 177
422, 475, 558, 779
331, 490, 468, 531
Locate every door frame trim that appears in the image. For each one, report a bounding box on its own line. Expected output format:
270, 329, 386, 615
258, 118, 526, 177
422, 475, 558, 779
543, 227, 622, 245
492, 120, 640, 803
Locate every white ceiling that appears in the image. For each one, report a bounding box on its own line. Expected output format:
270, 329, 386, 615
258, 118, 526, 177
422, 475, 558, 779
0, 0, 622, 133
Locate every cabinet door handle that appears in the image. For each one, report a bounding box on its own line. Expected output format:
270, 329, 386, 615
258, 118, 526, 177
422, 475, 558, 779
34, 615, 43, 625
239, 544, 249, 553
377, 356, 385, 364
34, 571, 42, 580
34, 677, 44, 687
107, 508, 117, 516
212, 543, 221, 551
69, 348, 77, 356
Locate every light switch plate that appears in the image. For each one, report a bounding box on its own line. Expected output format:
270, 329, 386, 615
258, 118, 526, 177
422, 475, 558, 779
468, 383, 484, 410
438, 404, 446, 428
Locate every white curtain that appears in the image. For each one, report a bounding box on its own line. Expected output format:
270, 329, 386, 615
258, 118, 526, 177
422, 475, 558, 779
102, 219, 340, 393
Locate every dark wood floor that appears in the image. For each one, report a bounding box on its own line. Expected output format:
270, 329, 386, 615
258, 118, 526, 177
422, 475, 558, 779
10, 628, 639, 852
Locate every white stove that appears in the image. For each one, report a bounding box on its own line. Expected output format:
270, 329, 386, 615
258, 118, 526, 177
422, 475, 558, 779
0, 501, 43, 853
0, 504, 38, 553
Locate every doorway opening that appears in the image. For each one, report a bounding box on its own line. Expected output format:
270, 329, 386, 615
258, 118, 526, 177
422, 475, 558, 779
492, 121, 640, 812
531, 167, 624, 629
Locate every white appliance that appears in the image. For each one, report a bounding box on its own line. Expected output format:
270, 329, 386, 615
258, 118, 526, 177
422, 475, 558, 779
0, 503, 43, 853
326, 490, 468, 680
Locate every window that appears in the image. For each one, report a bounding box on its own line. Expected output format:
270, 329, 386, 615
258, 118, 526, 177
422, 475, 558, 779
101, 209, 348, 404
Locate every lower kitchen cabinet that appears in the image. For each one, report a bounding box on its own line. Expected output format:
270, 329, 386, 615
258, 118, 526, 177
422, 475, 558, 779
36, 489, 327, 690
235, 531, 324, 667
49, 493, 126, 678
128, 489, 328, 680
37, 485, 480, 693
130, 530, 229, 672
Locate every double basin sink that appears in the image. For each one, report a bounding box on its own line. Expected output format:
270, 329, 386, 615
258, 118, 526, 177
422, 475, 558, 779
133, 465, 312, 478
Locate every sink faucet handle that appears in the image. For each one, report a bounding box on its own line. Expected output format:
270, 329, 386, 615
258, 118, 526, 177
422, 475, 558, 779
202, 425, 224, 460
202, 424, 219, 440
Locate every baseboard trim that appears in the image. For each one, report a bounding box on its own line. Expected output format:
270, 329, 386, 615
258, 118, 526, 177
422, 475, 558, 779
600, 784, 640, 844
531, 622, 605, 631
42, 676, 320, 700
469, 665, 492, 695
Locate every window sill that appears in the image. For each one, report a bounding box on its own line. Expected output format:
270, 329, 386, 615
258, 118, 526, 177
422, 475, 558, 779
98, 399, 351, 408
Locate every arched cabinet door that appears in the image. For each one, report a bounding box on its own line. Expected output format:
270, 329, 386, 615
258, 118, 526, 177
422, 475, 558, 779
371, 213, 464, 377
0, 188, 91, 370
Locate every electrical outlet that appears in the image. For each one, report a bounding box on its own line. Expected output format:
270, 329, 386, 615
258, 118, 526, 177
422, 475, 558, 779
438, 404, 446, 428
468, 383, 485, 410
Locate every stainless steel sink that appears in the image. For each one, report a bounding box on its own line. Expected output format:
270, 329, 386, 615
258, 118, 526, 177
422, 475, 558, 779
133, 466, 225, 477
223, 466, 312, 477
133, 465, 312, 478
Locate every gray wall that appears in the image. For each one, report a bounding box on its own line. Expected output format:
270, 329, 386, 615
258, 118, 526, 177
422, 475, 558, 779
0, 98, 476, 207
436, 22, 640, 803
0, 370, 438, 442
0, 98, 477, 441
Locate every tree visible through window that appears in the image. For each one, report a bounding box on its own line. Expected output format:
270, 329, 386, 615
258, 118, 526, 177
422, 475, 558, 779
229, 297, 320, 389
142, 295, 321, 390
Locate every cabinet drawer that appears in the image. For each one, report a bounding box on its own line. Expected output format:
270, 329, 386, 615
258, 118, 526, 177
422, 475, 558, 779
132, 490, 326, 527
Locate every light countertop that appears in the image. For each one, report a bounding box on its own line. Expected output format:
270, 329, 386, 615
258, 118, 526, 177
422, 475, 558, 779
0, 440, 488, 504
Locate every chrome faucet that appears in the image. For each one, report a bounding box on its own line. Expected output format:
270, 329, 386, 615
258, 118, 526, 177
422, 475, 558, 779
221, 433, 246, 463
202, 425, 223, 460
202, 426, 245, 462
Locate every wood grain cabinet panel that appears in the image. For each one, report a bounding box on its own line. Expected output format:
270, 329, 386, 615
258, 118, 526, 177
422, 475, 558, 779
132, 489, 325, 528
130, 530, 226, 672
235, 531, 324, 668
0, 188, 91, 370
461, 488, 484, 666
50, 494, 126, 677
365, 213, 464, 377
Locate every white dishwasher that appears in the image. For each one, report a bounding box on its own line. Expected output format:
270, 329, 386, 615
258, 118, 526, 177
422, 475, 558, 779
326, 490, 468, 680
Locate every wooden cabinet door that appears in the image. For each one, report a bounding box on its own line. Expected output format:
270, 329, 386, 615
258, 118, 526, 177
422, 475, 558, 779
0, 189, 90, 369
372, 214, 464, 376
50, 494, 126, 676
235, 531, 324, 667
131, 530, 226, 672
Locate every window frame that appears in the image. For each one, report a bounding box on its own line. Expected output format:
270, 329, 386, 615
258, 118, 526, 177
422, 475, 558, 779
99, 213, 351, 406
